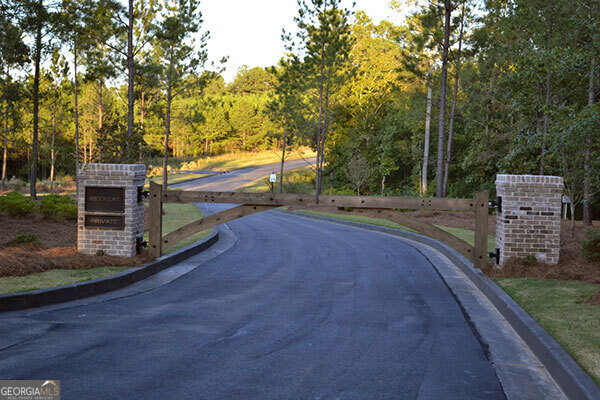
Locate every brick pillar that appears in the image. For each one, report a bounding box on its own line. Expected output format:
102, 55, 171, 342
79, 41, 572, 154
77, 164, 146, 257
495, 174, 564, 265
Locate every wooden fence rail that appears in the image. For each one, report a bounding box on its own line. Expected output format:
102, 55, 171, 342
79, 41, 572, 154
148, 181, 489, 269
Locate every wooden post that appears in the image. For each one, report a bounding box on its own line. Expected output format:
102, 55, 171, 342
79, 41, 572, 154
474, 190, 489, 269
149, 181, 163, 258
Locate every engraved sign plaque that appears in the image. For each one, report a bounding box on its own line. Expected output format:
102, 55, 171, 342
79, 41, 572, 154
85, 214, 125, 229
85, 187, 125, 213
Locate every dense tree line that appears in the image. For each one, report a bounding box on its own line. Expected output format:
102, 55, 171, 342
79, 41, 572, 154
0, 0, 598, 221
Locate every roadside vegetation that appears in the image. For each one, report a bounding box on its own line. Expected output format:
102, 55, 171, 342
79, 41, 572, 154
154, 203, 211, 254
496, 278, 600, 385
0, 267, 128, 295
0, 200, 211, 294
237, 167, 315, 194
146, 173, 209, 189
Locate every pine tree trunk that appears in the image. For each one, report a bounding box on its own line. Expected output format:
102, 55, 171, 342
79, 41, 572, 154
422, 65, 432, 196
315, 49, 326, 203
2, 99, 8, 192
50, 88, 57, 190
83, 131, 87, 164
436, 0, 451, 198
127, 0, 135, 160
98, 83, 103, 162
320, 87, 331, 197
485, 80, 492, 138
570, 202, 576, 236
162, 60, 173, 191
279, 122, 286, 194
540, 16, 553, 176
443, 5, 465, 197
584, 57, 595, 226
74, 39, 80, 178
140, 91, 145, 163
30, 13, 42, 200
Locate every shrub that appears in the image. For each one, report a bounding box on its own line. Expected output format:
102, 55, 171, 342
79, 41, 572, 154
522, 254, 538, 266
147, 165, 175, 178
0, 191, 37, 217
581, 228, 600, 263
323, 187, 356, 196
40, 194, 77, 220
1, 176, 26, 191
7, 232, 42, 247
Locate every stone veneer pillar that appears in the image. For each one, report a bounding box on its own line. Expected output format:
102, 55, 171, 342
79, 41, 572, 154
77, 164, 146, 257
495, 174, 564, 265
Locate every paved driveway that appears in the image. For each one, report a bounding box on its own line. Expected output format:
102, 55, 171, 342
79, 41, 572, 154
0, 160, 564, 399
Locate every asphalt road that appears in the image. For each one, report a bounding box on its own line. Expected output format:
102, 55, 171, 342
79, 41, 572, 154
177, 157, 316, 191
0, 160, 511, 399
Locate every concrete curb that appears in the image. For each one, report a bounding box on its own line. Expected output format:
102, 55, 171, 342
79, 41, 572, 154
282, 210, 600, 400
0, 231, 219, 312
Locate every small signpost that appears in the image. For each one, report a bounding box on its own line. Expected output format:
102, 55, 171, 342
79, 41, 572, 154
269, 173, 277, 183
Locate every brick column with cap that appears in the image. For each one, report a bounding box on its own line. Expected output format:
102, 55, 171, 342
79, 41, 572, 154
77, 164, 146, 257
495, 174, 564, 265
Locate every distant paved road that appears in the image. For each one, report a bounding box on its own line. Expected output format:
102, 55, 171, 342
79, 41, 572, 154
175, 157, 316, 191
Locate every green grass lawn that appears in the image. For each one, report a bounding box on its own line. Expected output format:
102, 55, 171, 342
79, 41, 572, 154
157, 202, 212, 254
145, 172, 209, 188
496, 278, 600, 385
0, 267, 128, 295
295, 209, 496, 252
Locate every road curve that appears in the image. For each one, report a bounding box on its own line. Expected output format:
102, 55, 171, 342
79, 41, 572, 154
176, 157, 316, 191
0, 159, 509, 399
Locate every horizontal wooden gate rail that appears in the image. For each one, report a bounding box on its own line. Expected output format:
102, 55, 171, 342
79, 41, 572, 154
148, 181, 489, 269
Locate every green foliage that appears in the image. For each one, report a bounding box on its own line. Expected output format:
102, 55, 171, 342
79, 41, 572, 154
1, 0, 599, 209
522, 254, 538, 267
7, 233, 41, 247
0, 192, 37, 217
1, 177, 27, 191
323, 187, 355, 196
39, 194, 77, 220
581, 228, 600, 263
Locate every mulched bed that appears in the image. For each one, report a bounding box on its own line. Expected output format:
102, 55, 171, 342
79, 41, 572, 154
402, 211, 599, 286
482, 220, 600, 286
403, 209, 496, 235
0, 212, 148, 278
405, 211, 600, 302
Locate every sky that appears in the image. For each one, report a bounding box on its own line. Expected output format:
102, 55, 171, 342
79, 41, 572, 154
200, 0, 406, 83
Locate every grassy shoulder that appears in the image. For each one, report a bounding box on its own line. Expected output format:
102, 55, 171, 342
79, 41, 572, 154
146, 172, 209, 188
0, 267, 128, 295
145, 202, 211, 255
496, 278, 600, 385
295, 209, 496, 252
237, 167, 314, 193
